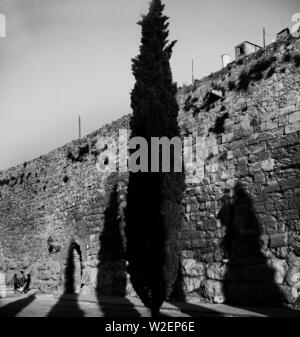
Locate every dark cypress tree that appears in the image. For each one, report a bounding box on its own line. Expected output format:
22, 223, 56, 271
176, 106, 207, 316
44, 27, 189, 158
125, 0, 185, 316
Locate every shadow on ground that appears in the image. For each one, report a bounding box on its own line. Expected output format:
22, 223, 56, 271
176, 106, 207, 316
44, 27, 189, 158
0, 294, 36, 317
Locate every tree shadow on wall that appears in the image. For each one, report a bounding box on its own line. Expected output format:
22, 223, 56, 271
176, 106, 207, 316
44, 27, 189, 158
218, 181, 284, 307
47, 240, 84, 317
96, 181, 141, 317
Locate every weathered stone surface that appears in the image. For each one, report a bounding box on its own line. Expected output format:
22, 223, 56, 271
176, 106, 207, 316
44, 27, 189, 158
285, 267, 300, 286
267, 259, 288, 284
278, 285, 299, 304
204, 280, 225, 303
183, 276, 203, 293
206, 262, 228, 280
182, 259, 205, 276
269, 234, 288, 248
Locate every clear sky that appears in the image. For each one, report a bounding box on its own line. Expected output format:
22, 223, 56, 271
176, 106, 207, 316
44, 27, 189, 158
0, 0, 298, 170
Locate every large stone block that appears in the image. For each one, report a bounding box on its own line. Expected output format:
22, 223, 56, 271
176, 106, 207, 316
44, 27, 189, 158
267, 259, 288, 284
183, 276, 203, 293
207, 262, 229, 280
285, 267, 300, 286
182, 259, 205, 276
269, 234, 288, 248
204, 279, 225, 303
278, 285, 299, 304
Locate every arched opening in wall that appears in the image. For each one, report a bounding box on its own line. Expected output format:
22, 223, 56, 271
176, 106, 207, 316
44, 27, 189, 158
64, 241, 83, 294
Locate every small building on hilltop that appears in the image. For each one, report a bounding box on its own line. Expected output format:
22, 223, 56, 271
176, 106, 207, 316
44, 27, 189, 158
235, 41, 262, 60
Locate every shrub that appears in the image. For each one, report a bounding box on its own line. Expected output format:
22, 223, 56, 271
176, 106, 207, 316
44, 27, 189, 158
228, 80, 236, 90
252, 71, 263, 81
294, 54, 300, 67
237, 59, 243, 65
237, 71, 250, 91
283, 52, 291, 62
210, 112, 229, 134
237, 56, 277, 90
249, 56, 276, 75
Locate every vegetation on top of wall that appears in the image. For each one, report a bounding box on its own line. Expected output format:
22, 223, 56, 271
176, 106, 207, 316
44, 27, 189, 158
249, 56, 277, 75
20, 173, 24, 184
283, 52, 291, 62
66, 143, 90, 163
294, 54, 300, 67
0, 178, 9, 187
237, 56, 277, 91
237, 71, 250, 91
228, 80, 236, 91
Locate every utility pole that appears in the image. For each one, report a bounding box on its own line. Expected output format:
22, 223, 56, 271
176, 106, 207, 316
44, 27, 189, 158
192, 58, 194, 84
263, 28, 266, 48
78, 115, 81, 139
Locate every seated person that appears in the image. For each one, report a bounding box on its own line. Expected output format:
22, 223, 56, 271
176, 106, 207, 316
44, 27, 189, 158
18, 271, 26, 293
13, 273, 20, 293
23, 274, 31, 294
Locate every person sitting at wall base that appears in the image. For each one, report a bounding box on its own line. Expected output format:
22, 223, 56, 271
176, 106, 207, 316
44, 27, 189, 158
22, 274, 31, 294
13, 273, 20, 294
18, 271, 26, 293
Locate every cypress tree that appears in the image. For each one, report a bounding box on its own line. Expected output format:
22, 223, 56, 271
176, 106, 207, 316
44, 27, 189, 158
125, 0, 185, 316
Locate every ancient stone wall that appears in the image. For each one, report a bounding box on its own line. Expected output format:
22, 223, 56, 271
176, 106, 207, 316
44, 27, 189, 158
0, 35, 299, 305
177, 34, 300, 305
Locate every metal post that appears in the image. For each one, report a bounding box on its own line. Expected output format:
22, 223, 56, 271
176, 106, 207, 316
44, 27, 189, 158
192, 58, 194, 84
263, 28, 266, 48
78, 115, 81, 139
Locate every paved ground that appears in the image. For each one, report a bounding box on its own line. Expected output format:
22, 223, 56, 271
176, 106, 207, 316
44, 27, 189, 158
1, 291, 300, 317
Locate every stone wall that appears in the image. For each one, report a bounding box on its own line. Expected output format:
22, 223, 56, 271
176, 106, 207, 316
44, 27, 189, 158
0, 34, 299, 305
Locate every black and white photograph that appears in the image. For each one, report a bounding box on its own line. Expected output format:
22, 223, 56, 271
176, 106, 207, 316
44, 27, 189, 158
0, 0, 300, 330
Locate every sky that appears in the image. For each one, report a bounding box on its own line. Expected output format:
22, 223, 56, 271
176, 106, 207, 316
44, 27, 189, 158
0, 0, 299, 170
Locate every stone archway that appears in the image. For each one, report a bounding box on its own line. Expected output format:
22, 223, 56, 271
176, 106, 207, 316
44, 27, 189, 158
64, 240, 83, 294
72, 242, 83, 294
